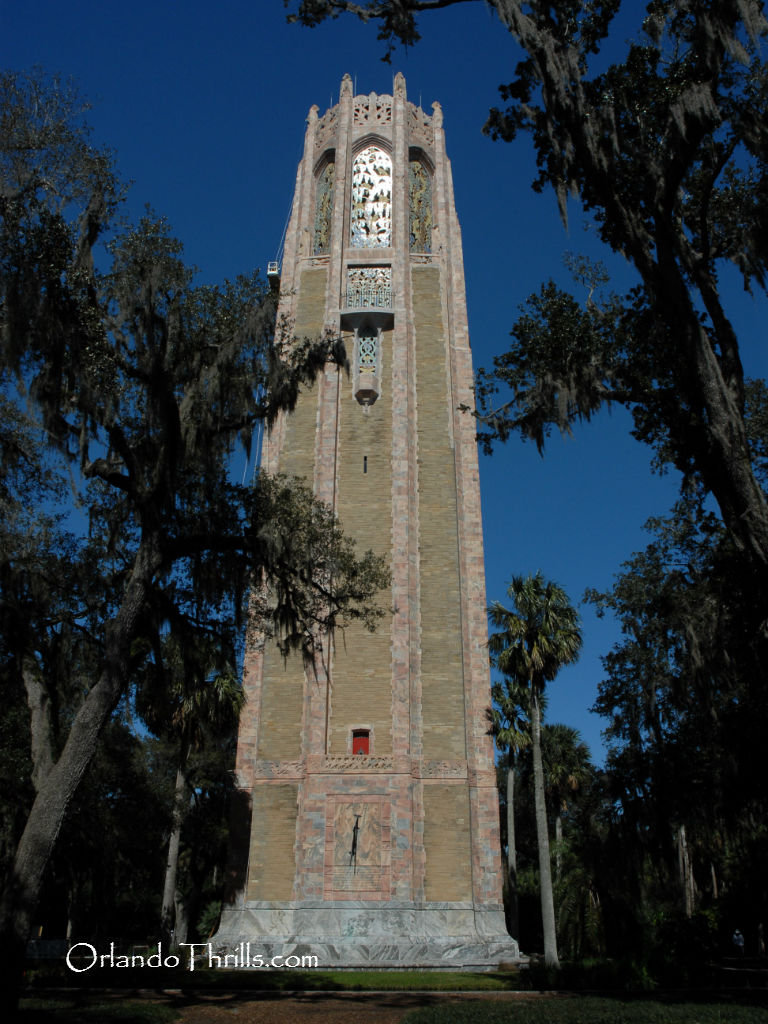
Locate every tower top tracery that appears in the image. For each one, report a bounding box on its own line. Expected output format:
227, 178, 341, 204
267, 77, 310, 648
312, 72, 439, 157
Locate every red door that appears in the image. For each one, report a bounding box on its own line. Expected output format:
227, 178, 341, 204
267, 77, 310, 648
352, 730, 370, 755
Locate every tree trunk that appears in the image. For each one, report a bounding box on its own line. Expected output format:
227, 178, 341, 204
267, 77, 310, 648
665, 267, 768, 576
506, 756, 519, 939
0, 544, 156, 1012
174, 891, 190, 948
161, 752, 190, 949
677, 823, 696, 918
22, 655, 54, 792
555, 811, 563, 882
531, 688, 560, 968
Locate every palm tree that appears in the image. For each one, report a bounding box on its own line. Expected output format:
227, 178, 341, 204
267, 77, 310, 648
488, 572, 582, 969
541, 723, 591, 879
488, 678, 529, 939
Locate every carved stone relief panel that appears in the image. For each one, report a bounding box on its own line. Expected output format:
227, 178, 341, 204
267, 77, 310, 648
350, 146, 392, 248
353, 93, 392, 126
422, 760, 468, 779
321, 755, 395, 772
253, 760, 304, 779
315, 105, 339, 153
324, 796, 391, 899
407, 103, 434, 148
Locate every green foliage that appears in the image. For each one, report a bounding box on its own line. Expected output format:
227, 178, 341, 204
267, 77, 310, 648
579, 482, 768, 967
483, 1, 768, 575
195, 900, 221, 940
489, 573, 583, 691
475, 275, 621, 454
285, 0, 425, 60
49, 720, 169, 940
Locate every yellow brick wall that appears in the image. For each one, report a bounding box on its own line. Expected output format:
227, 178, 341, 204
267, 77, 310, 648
246, 783, 298, 901
328, 328, 393, 755
423, 784, 472, 901
279, 267, 327, 480
258, 267, 327, 761
412, 266, 466, 760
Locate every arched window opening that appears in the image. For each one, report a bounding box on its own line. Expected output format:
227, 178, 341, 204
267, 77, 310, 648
409, 156, 432, 253
351, 146, 392, 248
313, 157, 335, 255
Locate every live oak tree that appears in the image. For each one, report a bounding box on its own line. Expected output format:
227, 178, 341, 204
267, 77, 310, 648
0, 70, 388, 1004
286, 0, 768, 592
587, 485, 768, 942
136, 637, 245, 948
46, 717, 169, 946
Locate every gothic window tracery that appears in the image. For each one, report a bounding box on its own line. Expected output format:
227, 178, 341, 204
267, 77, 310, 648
313, 158, 335, 255
409, 156, 432, 253
350, 146, 392, 248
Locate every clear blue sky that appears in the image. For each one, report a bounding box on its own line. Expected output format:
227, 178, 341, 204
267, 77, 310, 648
5, 1, 766, 764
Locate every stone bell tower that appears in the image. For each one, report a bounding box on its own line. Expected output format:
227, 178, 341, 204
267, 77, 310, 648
216, 74, 518, 967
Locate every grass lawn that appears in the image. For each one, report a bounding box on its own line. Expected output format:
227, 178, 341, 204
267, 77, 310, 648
24, 964, 520, 992
401, 995, 768, 1024
19, 993, 768, 1024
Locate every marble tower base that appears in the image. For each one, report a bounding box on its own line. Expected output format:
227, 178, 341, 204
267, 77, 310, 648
215, 902, 521, 969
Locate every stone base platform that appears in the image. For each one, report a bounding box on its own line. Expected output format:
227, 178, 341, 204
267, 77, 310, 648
214, 902, 521, 969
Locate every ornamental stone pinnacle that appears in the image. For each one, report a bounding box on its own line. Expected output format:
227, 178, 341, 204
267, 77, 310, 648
214, 75, 521, 968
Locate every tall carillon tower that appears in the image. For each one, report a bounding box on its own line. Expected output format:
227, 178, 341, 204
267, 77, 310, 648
217, 74, 519, 967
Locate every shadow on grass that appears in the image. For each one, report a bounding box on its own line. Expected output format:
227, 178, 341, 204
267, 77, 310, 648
397, 993, 768, 1024
19, 989, 497, 1024
20, 988, 768, 1024
19, 995, 178, 1024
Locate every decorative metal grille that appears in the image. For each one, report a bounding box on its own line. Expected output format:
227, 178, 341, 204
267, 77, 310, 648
358, 335, 377, 373
346, 266, 392, 309
313, 160, 335, 255
409, 159, 432, 253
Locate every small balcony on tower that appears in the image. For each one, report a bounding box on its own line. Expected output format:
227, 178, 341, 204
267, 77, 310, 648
340, 266, 394, 330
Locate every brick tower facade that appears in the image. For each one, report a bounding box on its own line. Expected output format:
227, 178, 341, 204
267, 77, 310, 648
216, 74, 519, 967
